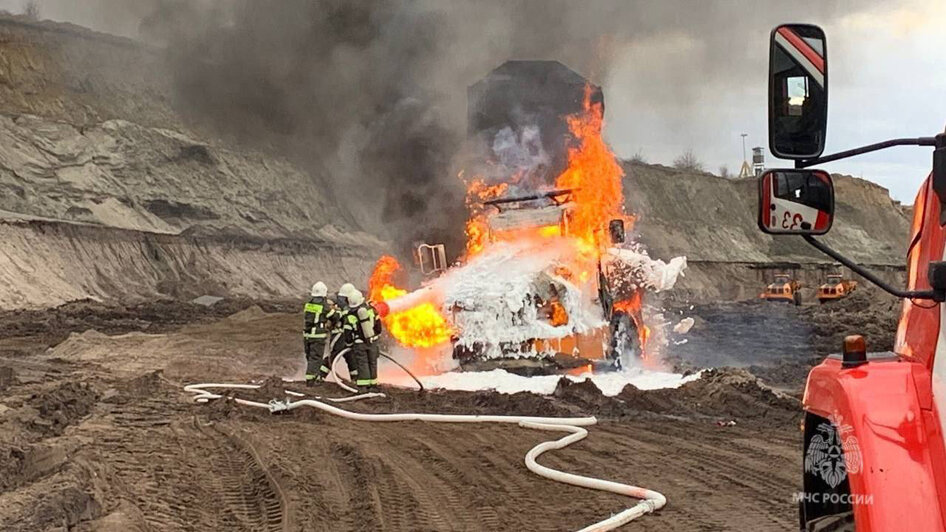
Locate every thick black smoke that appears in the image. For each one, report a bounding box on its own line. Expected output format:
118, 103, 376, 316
132, 0, 643, 257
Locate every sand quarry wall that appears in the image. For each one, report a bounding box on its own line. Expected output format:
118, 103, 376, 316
0, 220, 376, 309
0, 18, 382, 309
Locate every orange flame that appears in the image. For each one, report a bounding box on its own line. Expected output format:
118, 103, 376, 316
549, 301, 569, 326
555, 86, 632, 256
463, 87, 631, 260
464, 179, 508, 256
368, 256, 452, 348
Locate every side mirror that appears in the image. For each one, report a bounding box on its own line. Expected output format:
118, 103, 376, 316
933, 134, 946, 223
415, 242, 447, 276
608, 219, 626, 244
758, 169, 834, 235
769, 24, 827, 159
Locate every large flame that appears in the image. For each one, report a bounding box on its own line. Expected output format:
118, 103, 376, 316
462, 86, 631, 260
463, 179, 508, 257
556, 86, 633, 256
368, 255, 453, 348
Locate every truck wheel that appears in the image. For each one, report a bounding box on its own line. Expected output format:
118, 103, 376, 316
806, 511, 855, 531
609, 311, 639, 361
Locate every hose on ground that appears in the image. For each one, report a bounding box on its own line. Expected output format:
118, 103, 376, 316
183, 383, 666, 530
185, 383, 384, 404
521, 421, 667, 531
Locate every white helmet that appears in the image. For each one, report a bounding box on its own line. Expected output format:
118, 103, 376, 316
338, 283, 356, 299
348, 288, 365, 307
310, 281, 327, 297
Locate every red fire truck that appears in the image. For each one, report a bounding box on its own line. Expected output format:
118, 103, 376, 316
758, 24, 946, 530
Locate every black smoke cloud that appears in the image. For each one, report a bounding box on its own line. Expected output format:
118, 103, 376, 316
134, 0, 639, 257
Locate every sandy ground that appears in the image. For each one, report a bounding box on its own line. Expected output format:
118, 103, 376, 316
0, 296, 896, 531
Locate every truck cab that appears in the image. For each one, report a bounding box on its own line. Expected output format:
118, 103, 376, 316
758, 24, 946, 530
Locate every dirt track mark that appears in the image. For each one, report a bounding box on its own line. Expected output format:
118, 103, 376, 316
329, 440, 385, 531
595, 422, 798, 531
196, 420, 289, 532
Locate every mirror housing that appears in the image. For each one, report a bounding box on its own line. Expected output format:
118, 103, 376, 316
608, 219, 626, 244
933, 133, 946, 224
769, 24, 828, 159
758, 169, 834, 235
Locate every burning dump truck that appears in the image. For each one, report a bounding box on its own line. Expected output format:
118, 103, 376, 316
370, 61, 685, 372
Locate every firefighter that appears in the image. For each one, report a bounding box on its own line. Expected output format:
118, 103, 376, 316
344, 287, 382, 392
323, 283, 357, 382
303, 282, 335, 386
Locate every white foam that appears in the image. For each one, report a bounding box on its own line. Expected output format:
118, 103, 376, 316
381, 237, 688, 362
433, 239, 605, 356
412, 367, 701, 397
604, 245, 688, 292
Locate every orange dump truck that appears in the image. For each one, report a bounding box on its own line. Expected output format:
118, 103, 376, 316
760, 273, 802, 305
817, 274, 857, 303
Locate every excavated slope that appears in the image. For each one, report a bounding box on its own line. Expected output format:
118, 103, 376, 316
0, 221, 373, 309
0, 16, 914, 307
0, 17, 381, 309
0, 113, 358, 237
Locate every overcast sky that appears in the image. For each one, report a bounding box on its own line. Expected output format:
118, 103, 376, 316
604, 0, 946, 202
7, 0, 945, 203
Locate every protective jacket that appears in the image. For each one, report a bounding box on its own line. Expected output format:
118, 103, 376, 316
303, 297, 336, 339
344, 303, 381, 344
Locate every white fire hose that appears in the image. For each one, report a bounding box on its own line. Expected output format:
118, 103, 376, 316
184, 377, 665, 530
328, 345, 361, 394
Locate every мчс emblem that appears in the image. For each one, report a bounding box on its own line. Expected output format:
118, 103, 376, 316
804, 414, 862, 489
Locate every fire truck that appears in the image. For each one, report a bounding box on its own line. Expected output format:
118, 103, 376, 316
758, 24, 946, 530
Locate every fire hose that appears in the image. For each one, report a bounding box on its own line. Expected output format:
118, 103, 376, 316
185, 371, 666, 530
328, 346, 424, 393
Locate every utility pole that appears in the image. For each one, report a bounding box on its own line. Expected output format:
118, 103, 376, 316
738, 133, 752, 178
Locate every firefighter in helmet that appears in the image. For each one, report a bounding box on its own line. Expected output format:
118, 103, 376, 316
303, 282, 335, 386
344, 287, 382, 392
322, 283, 358, 382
